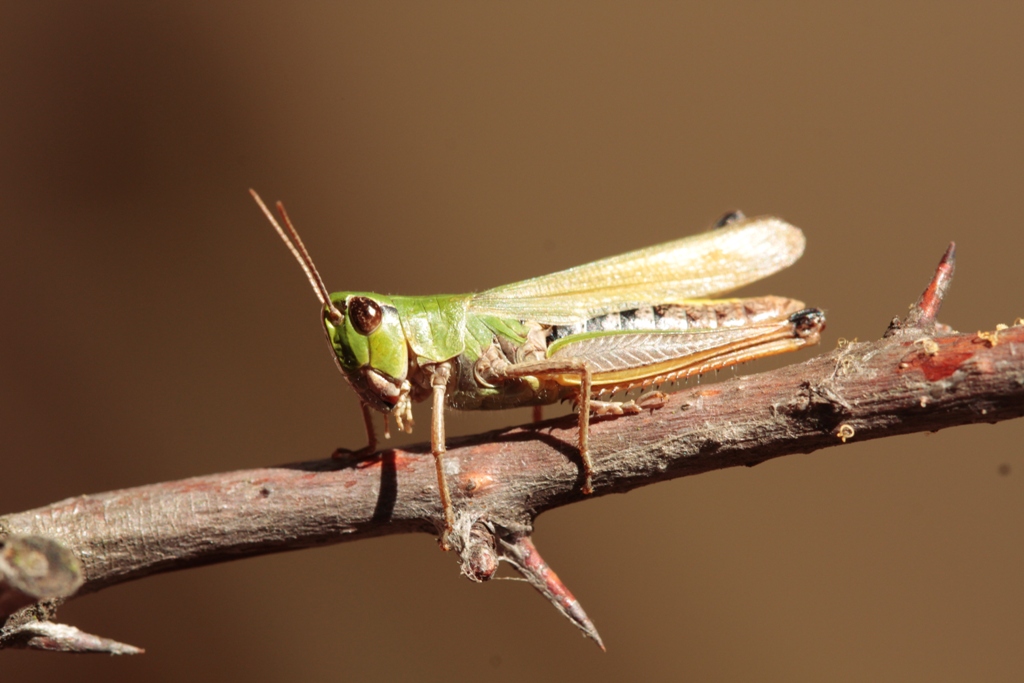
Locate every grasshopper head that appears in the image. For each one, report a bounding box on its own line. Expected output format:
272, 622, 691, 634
249, 190, 412, 416
323, 293, 410, 413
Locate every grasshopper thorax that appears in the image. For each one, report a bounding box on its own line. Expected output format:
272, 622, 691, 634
323, 293, 410, 413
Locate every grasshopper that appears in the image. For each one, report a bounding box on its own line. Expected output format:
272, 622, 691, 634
251, 192, 825, 547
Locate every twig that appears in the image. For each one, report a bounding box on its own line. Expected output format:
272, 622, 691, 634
3, 245, 1024, 651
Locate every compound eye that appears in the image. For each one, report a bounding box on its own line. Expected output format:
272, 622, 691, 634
348, 296, 383, 336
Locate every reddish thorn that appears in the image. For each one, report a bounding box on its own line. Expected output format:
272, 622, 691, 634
4, 621, 145, 654
908, 242, 956, 328
503, 536, 605, 650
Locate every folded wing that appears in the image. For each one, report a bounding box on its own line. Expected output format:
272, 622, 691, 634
469, 217, 805, 325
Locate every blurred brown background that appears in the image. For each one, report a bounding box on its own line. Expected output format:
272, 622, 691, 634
2, 2, 1022, 681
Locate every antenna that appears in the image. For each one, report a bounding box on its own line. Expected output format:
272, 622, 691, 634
249, 189, 343, 322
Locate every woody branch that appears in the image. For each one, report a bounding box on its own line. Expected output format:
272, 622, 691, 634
3, 244, 1024, 652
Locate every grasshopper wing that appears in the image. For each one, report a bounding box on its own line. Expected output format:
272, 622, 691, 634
469, 216, 805, 325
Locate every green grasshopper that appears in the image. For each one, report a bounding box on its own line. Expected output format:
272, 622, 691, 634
251, 192, 825, 548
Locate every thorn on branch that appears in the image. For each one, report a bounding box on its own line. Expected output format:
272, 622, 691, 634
498, 535, 605, 651
456, 522, 603, 648
1, 620, 144, 654
887, 242, 957, 336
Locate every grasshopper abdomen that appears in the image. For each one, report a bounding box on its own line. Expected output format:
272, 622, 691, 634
546, 295, 806, 343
